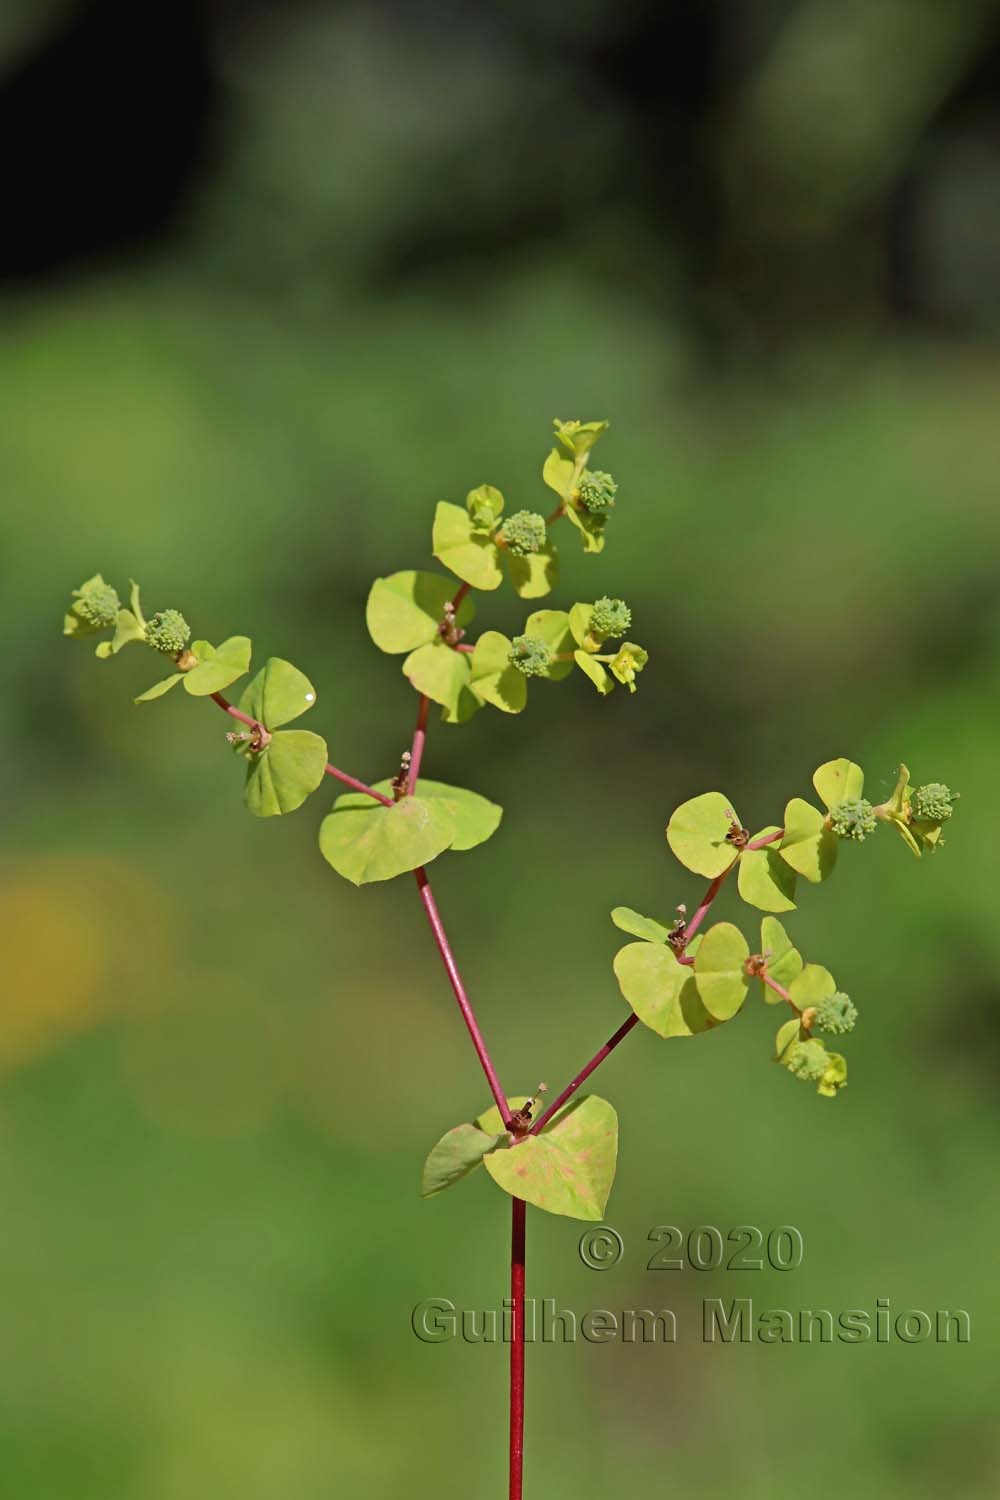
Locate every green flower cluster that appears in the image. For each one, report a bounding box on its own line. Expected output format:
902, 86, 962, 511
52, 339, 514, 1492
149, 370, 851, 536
576, 470, 617, 517
829, 798, 878, 842
783, 1038, 829, 1081
814, 991, 858, 1035
509, 634, 552, 677
67, 575, 120, 631
146, 609, 191, 656
498, 511, 547, 557
911, 783, 958, 823
589, 596, 632, 639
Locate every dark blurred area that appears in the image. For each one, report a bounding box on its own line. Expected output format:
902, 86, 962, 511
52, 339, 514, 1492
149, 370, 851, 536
1, 2, 998, 1497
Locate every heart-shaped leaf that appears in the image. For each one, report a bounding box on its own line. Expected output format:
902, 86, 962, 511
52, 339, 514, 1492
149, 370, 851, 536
506, 545, 559, 599
184, 636, 253, 696
737, 826, 797, 913
402, 641, 474, 720
775, 1018, 801, 1060
240, 658, 317, 727
365, 778, 502, 852
522, 609, 574, 681
789, 962, 838, 1011
693, 922, 750, 1020
432, 502, 503, 591
245, 729, 328, 817
813, 758, 864, 811
542, 448, 576, 499
469, 632, 528, 714
481, 1095, 619, 1222
613, 942, 713, 1038
760, 916, 804, 998
366, 571, 474, 655
778, 798, 838, 883
319, 792, 455, 884
421, 1122, 502, 1198
610, 907, 673, 944
562, 500, 606, 553
574, 650, 612, 694
666, 792, 740, 878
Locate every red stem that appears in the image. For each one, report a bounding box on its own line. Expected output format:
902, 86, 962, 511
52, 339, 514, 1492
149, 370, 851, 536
211, 690, 510, 1120
509, 1197, 526, 1500
211, 692, 392, 804
408, 694, 430, 792
532, 1014, 638, 1134
414, 868, 513, 1128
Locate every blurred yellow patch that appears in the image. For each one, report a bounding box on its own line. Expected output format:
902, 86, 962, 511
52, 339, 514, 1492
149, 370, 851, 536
0, 854, 172, 1069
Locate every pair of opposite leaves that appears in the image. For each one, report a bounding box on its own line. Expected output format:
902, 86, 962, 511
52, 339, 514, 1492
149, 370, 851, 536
422, 1094, 618, 1222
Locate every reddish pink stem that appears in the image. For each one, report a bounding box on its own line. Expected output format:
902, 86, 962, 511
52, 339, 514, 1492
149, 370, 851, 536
509, 1197, 526, 1500
408, 694, 430, 793
532, 1015, 638, 1134
211, 692, 392, 804
414, 867, 513, 1128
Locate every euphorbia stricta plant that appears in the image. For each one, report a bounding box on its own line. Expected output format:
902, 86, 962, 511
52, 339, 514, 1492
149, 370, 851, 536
64, 418, 958, 1497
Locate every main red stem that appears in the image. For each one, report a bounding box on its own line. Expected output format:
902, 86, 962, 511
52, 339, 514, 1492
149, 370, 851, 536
210, 690, 512, 1127
510, 1196, 526, 1500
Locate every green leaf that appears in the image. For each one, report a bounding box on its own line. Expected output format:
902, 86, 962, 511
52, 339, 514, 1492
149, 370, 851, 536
402, 641, 472, 719
693, 922, 750, 1021
366, 778, 502, 852
183, 636, 253, 696
94, 608, 147, 659
737, 826, 797, 913
244, 729, 328, 817
568, 602, 596, 650
760, 917, 804, 997
432, 502, 504, 591
319, 793, 455, 885
778, 799, 838, 883
553, 418, 609, 458
239, 658, 317, 728
523, 609, 574, 681
813, 758, 865, 811
613, 942, 713, 1038
134, 672, 183, 703
421, 1122, 501, 1198
666, 792, 740, 879
365, 571, 473, 654
506, 544, 558, 599
610, 907, 673, 944
775, 1018, 801, 1060
562, 500, 606, 553
542, 447, 576, 499
482, 1095, 618, 1222
469, 631, 528, 714
573, 651, 613, 694
788, 963, 837, 1011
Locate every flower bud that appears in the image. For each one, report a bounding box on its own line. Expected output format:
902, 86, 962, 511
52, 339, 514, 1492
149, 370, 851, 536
589, 596, 632, 639
509, 634, 552, 677
814, 991, 857, 1036
911, 783, 958, 823
498, 510, 547, 556
829, 798, 877, 842
146, 608, 191, 656
576, 469, 617, 517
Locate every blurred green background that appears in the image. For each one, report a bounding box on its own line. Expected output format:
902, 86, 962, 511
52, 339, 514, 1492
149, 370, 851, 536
2, 1, 999, 1495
